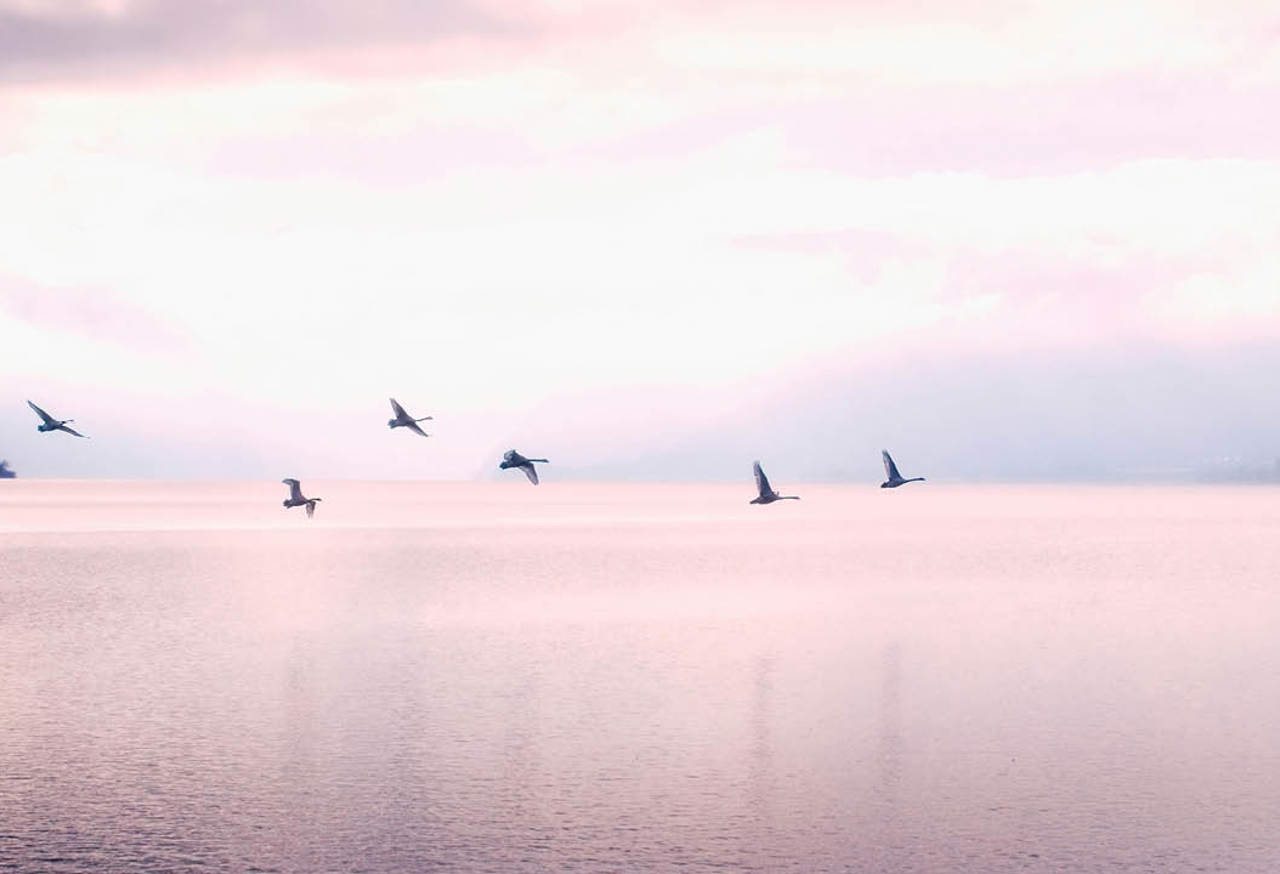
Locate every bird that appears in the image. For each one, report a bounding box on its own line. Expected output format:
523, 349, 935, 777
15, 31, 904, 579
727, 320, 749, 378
0, 459, 14, 479
388, 398, 432, 437
27, 400, 88, 438
281, 478, 322, 518
750, 460, 799, 504
500, 449, 548, 485
880, 450, 925, 488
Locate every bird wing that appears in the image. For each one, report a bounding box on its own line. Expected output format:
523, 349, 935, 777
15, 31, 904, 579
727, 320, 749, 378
503, 449, 518, 463
882, 450, 901, 481
282, 478, 304, 502
305, 500, 316, 518
753, 460, 772, 497
521, 464, 539, 485
405, 420, 429, 438
389, 398, 409, 420
59, 424, 87, 438
27, 400, 56, 426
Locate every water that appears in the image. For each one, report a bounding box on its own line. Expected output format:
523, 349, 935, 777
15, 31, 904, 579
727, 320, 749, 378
1, 481, 1278, 872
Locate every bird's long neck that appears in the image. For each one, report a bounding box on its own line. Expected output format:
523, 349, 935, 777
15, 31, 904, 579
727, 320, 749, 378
528, 458, 548, 463
779, 495, 800, 500
906, 477, 925, 483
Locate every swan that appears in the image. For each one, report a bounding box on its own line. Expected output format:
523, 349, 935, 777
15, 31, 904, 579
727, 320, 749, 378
281, 478, 322, 518
750, 460, 799, 504
388, 398, 432, 437
880, 450, 925, 488
500, 450, 548, 485
27, 400, 88, 438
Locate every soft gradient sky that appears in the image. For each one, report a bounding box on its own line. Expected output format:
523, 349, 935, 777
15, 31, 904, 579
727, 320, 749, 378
2, 0, 1279, 480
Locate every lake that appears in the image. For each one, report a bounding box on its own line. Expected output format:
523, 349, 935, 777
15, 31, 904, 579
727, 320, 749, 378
1, 481, 1278, 871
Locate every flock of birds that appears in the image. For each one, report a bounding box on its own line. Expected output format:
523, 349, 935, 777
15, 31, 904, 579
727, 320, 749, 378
15, 397, 927, 518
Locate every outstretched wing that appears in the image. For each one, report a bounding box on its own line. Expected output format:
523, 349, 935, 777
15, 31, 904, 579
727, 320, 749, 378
389, 398, 409, 420
882, 450, 901, 481
503, 449, 518, 464
305, 500, 317, 518
405, 420, 429, 438
521, 463, 539, 485
59, 424, 87, 438
27, 400, 56, 426
282, 478, 304, 502
753, 460, 772, 497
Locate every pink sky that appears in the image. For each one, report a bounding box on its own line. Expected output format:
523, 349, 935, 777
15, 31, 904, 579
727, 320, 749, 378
1, 0, 1278, 479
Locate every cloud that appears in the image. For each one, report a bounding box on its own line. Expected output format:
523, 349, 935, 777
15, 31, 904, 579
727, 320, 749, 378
0, 0, 515, 80
0, 276, 185, 353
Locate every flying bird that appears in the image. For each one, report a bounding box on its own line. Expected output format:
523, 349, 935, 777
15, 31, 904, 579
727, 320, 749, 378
750, 460, 799, 504
500, 449, 548, 485
880, 450, 925, 488
388, 398, 432, 437
281, 478, 322, 518
27, 400, 88, 438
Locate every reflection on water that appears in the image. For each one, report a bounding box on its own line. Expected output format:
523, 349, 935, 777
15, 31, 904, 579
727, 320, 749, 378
746, 654, 775, 833
1, 482, 1279, 872
877, 642, 903, 809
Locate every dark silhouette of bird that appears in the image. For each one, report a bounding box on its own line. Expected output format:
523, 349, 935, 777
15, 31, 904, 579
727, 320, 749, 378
27, 400, 88, 438
388, 398, 432, 437
0, 459, 14, 479
500, 450, 548, 485
880, 450, 925, 488
750, 460, 799, 504
281, 478, 322, 518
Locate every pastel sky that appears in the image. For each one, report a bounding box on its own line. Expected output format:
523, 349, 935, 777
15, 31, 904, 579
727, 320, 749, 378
2, 0, 1279, 480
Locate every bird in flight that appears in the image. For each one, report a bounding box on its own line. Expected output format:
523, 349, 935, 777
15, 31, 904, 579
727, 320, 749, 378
27, 400, 88, 438
750, 460, 799, 504
500, 449, 548, 485
880, 450, 925, 488
281, 478, 322, 518
388, 398, 432, 437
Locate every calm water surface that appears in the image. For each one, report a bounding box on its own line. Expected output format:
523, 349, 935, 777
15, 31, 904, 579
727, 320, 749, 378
1, 481, 1278, 872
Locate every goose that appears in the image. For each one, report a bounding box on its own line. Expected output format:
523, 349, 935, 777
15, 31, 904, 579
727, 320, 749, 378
281, 478, 322, 518
388, 398, 432, 437
500, 449, 548, 485
880, 450, 925, 488
27, 400, 88, 438
750, 460, 799, 504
